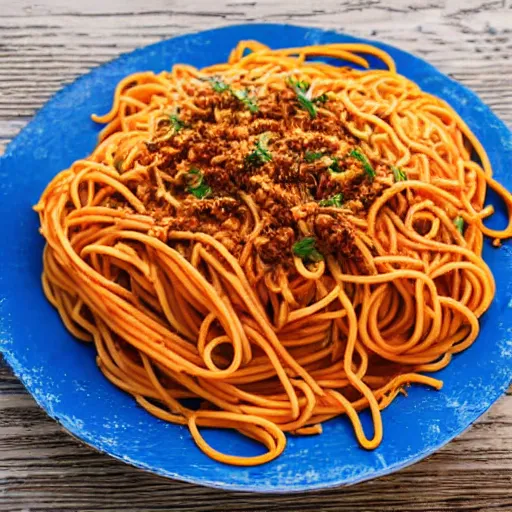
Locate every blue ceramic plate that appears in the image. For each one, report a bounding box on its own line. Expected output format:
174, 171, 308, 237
1, 24, 511, 493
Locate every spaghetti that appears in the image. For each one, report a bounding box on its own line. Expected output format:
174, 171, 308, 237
36, 40, 512, 466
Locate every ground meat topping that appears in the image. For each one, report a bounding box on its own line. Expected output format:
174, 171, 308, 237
105, 79, 391, 266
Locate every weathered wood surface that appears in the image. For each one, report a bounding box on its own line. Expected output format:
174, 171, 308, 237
1, 1, 511, 510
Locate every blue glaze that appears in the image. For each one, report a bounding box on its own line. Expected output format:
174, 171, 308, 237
0, 24, 511, 493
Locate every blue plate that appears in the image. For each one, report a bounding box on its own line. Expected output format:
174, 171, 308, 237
1, 23, 511, 493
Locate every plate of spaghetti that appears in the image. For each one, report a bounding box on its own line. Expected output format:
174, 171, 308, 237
1, 23, 512, 492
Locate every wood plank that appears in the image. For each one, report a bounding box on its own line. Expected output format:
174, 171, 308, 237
0, 360, 511, 512
1, 1, 512, 510
1, 0, 511, 153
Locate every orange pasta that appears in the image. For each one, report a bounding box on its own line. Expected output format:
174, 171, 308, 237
35, 40, 512, 466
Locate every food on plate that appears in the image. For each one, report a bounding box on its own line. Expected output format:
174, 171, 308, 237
35, 40, 512, 465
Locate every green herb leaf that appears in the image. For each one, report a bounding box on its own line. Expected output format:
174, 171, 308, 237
319, 193, 344, 208
292, 237, 324, 262
208, 77, 258, 113
329, 156, 343, 173
288, 77, 310, 93
169, 113, 186, 133
304, 150, 324, 163
288, 77, 317, 119
454, 216, 464, 234
246, 134, 272, 166
232, 88, 259, 113
349, 148, 375, 181
186, 169, 212, 199
297, 95, 317, 119
391, 165, 407, 182
208, 77, 230, 93
312, 93, 329, 105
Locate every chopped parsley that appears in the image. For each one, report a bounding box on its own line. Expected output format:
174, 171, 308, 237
329, 156, 343, 173
186, 169, 212, 199
304, 150, 324, 163
287, 77, 329, 118
289, 78, 309, 93
292, 237, 324, 262
305, 151, 342, 172
319, 193, 344, 208
312, 93, 329, 105
454, 216, 464, 234
391, 165, 407, 182
169, 112, 187, 133
208, 77, 259, 113
349, 148, 375, 181
246, 134, 272, 166
231, 88, 259, 113
305, 151, 343, 173
288, 77, 316, 118
208, 76, 230, 93
297, 94, 317, 119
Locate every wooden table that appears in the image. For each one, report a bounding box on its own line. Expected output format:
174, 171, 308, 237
1, 1, 511, 510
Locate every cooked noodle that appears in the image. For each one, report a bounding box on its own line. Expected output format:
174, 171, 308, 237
35, 40, 512, 465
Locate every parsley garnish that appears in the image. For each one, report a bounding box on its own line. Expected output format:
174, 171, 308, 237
454, 216, 464, 234
304, 150, 324, 163
246, 134, 272, 166
391, 166, 407, 182
169, 112, 186, 133
297, 94, 316, 118
287, 78, 329, 118
231, 88, 259, 113
329, 156, 343, 173
208, 77, 259, 113
288, 77, 316, 119
319, 193, 344, 208
292, 237, 323, 262
186, 169, 212, 199
289, 78, 309, 93
312, 93, 329, 105
208, 77, 230, 93
349, 148, 375, 181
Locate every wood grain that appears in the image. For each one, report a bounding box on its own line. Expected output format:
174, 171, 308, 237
1, 1, 512, 510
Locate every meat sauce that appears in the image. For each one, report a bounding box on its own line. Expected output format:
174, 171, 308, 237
109, 81, 388, 266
